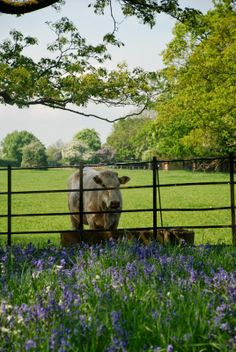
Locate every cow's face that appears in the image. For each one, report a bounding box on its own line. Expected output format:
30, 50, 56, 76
93, 171, 130, 209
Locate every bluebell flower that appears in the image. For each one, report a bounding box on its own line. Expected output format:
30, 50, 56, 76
25, 339, 36, 351
167, 344, 174, 352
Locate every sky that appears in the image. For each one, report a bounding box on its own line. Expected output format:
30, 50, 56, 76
0, 0, 213, 147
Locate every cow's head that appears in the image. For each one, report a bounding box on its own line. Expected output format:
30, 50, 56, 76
93, 170, 130, 209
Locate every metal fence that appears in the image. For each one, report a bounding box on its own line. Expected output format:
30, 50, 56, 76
0, 155, 235, 246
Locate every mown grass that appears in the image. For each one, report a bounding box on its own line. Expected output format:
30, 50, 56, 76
0, 241, 235, 351
0, 168, 234, 246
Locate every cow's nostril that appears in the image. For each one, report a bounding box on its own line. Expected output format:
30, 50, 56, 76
110, 201, 120, 209
102, 201, 107, 209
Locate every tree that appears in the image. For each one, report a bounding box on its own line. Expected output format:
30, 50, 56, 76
94, 146, 116, 163
0, 17, 160, 122
1, 130, 41, 165
62, 140, 95, 165
106, 114, 153, 160
21, 141, 48, 167
152, 1, 236, 158
0, 0, 201, 27
46, 139, 64, 165
73, 129, 101, 152
0, 0, 60, 14
132, 118, 159, 160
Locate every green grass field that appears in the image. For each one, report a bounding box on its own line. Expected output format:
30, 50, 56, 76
0, 167, 234, 245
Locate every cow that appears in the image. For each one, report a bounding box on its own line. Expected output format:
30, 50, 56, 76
68, 167, 130, 231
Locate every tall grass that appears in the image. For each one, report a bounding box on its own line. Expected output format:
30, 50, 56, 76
0, 168, 234, 245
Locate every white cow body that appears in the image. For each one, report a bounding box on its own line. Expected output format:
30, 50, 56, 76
68, 167, 130, 230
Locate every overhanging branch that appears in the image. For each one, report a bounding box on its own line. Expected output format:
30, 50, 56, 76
0, 0, 59, 14
35, 101, 148, 123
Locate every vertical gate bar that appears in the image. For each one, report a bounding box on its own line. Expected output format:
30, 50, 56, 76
152, 157, 157, 239
79, 163, 84, 240
156, 163, 163, 227
7, 165, 12, 246
229, 154, 236, 245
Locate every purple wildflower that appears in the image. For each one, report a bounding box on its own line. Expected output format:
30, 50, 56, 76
190, 269, 198, 283
220, 323, 229, 331
167, 344, 174, 352
106, 336, 127, 352
25, 339, 36, 351
111, 311, 121, 325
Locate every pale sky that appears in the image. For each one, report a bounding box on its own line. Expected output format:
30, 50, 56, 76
0, 0, 213, 146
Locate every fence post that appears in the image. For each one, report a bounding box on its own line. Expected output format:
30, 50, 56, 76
79, 163, 84, 241
152, 157, 157, 239
229, 154, 236, 245
156, 163, 163, 228
7, 165, 12, 246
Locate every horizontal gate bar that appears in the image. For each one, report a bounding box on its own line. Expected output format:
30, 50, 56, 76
0, 181, 233, 196
0, 206, 232, 218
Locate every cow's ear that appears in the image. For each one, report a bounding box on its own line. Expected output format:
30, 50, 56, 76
119, 176, 130, 184
93, 175, 102, 185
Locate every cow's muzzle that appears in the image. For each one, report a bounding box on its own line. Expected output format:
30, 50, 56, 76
110, 201, 120, 209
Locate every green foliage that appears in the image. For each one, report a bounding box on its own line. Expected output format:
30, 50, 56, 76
62, 129, 102, 164
73, 128, 101, 152
91, 0, 202, 28
21, 141, 47, 167
153, 2, 236, 158
1, 130, 41, 165
0, 18, 159, 122
0, 0, 202, 29
62, 140, 95, 165
0, 0, 64, 15
106, 114, 154, 161
0, 159, 18, 167
93, 146, 116, 163
46, 140, 64, 166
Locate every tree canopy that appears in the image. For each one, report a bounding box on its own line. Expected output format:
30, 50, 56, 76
0, 0, 201, 27
103, 1, 236, 160
73, 129, 101, 152
21, 141, 47, 167
62, 140, 94, 165
0, 17, 160, 122
46, 140, 64, 166
151, 0, 236, 158
1, 130, 43, 165
0, 0, 60, 14
106, 113, 153, 160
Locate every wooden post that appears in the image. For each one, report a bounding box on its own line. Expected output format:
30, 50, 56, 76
79, 163, 84, 241
152, 157, 157, 239
229, 154, 236, 245
7, 165, 12, 246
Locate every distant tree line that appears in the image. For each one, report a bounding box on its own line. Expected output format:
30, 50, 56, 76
0, 129, 117, 167
0, 131, 47, 167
